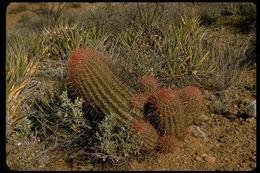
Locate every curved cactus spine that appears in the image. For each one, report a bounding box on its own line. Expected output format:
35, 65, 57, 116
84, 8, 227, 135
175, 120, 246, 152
146, 87, 187, 139
67, 49, 143, 124
130, 118, 159, 151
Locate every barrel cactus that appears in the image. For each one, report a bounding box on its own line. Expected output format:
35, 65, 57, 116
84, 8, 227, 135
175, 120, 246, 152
138, 75, 159, 92
67, 49, 143, 124
146, 87, 187, 139
157, 135, 180, 153
178, 85, 207, 124
129, 118, 159, 151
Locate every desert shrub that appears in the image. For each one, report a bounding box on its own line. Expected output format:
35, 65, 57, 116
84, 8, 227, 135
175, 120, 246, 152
31, 3, 69, 24
109, 14, 215, 88
6, 31, 44, 136
8, 3, 28, 14
97, 113, 141, 163
106, 4, 252, 91
195, 3, 256, 34
200, 29, 251, 91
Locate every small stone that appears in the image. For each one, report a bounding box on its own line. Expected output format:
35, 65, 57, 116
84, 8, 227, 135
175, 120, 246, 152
188, 125, 208, 141
196, 156, 202, 161
202, 153, 216, 163
199, 114, 209, 121
246, 100, 256, 117
209, 100, 228, 115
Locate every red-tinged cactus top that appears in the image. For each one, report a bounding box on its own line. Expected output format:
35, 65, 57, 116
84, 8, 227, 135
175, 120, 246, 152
129, 92, 150, 109
157, 135, 180, 153
68, 48, 103, 66
130, 118, 159, 151
154, 87, 179, 104
132, 118, 155, 134
139, 75, 159, 88
181, 86, 204, 102
68, 48, 107, 87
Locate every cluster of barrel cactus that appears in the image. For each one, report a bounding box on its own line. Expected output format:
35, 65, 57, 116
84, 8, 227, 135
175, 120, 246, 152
67, 49, 207, 153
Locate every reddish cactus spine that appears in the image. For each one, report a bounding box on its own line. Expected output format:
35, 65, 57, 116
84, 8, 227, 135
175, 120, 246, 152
130, 118, 159, 151
178, 86, 207, 124
146, 87, 186, 138
157, 135, 180, 153
138, 75, 159, 93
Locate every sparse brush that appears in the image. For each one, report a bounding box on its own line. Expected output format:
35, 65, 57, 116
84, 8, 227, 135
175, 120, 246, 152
97, 113, 142, 162
41, 23, 109, 61
6, 31, 43, 136
201, 29, 251, 91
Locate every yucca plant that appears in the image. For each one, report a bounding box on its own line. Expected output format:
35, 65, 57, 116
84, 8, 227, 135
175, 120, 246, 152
6, 31, 44, 136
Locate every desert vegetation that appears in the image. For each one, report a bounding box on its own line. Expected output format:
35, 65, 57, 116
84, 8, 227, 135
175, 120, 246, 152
6, 2, 256, 170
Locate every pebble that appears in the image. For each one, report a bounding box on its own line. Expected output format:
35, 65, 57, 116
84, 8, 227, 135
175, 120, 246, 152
209, 100, 228, 115
199, 114, 209, 122
201, 153, 216, 163
246, 100, 256, 117
188, 125, 209, 141
196, 156, 202, 161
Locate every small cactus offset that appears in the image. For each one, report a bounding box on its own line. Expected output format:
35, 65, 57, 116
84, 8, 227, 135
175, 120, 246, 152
146, 87, 187, 139
129, 118, 159, 151
129, 75, 160, 113
67, 49, 143, 124
178, 86, 207, 124
138, 75, 159, 93
129, 92, 151, 111
157, 135, 180, 153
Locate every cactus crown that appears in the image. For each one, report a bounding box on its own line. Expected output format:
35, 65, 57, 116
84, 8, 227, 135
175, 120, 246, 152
139, 75, 159, 92
180, 85, 204, 102
152, 87, 178, 104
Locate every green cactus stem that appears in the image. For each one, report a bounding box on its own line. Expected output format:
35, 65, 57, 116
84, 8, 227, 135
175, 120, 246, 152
67, 49, 143, 124
157, 135, 180, 153
130, 118, 159, 151
178, 86, 207, 125
146, 87, 187, 139
138, 75, 159, 93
